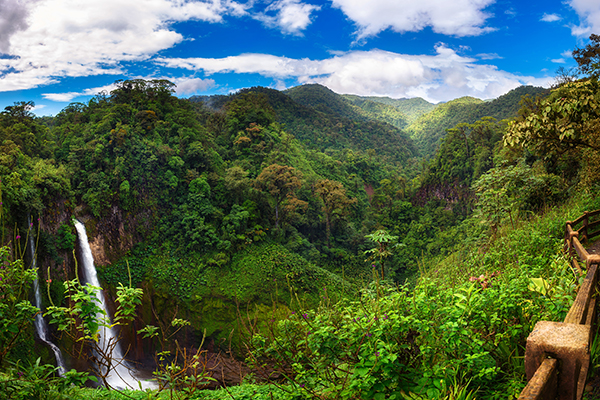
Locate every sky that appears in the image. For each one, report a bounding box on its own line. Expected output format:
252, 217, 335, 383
0, 0, 599, 116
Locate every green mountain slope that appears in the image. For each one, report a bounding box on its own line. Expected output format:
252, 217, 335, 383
347, 95, 435, 123
341, 94, 409, 130
407, 86, 550, 157
193, 85, 419, 168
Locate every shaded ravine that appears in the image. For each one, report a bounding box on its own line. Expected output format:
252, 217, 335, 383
28, 217, 66, 376
74, 219, 156, 390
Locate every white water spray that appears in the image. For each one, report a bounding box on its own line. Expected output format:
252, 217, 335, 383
73, 220, 156, 390
28, 218, 67, 376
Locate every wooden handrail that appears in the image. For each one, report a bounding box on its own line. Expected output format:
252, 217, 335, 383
519, 210, 600, 400
520, 359, 558, 400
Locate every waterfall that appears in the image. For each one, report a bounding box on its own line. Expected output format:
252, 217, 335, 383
28, 218, 67, 377
73, 220, 156, 390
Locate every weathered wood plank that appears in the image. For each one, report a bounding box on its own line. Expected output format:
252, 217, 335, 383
586, 210, 600, 219
519, 358, 558, 400
564, 264, 598, 325
571, 215, 588, 228
567, 224, 579, 237
573, 237, 590, 261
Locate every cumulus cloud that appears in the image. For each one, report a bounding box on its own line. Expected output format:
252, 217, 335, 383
255, 0, 320, 35
174, 77, 216, 95
568, 0, 600, 36
0, 0, 38, 54
541, 13, 561, 22
551, 58, 566, 64
330, 0, 496, 38
0, 0, 244, 92
157, 45, 551, 103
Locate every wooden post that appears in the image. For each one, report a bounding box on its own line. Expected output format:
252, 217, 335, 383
525, 321, 590, 400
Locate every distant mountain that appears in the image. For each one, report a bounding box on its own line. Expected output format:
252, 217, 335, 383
340, 95, 409, 130
407, 96, 483, 158
284, 84, 366, 120
192, 84, 419, 167
345, 95, 435, 124
406, 86, 550, 158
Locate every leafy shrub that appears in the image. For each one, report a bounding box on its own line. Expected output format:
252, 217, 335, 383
55, 224, 76, 251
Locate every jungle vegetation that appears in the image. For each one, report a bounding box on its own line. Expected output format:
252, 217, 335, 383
2, 36, 600, 399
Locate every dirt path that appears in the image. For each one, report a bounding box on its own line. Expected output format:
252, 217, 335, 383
588, 239, 600, 255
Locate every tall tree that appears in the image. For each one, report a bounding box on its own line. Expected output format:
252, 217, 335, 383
573, 34, 600, 79
314, 179, 356, 244
505, 80, 600, 157
254, 164, 306, 230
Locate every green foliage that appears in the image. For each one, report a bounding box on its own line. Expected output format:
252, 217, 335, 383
45, 270, 143, 388
250, 198, 583, 399
254, 164, 307, 230
408, 86, 549, 158
220, 242, 352, 305
573, 34, 600, 79
99, 250, 150, 288
2, 77, 597, 399
0, 358, 94, 400
0, 247, 38, 367
364, 229, 402, 279
505, 80, 600, 166
344, 95, 436, 124
55, 223, 76, 251
472, 161, 563, 234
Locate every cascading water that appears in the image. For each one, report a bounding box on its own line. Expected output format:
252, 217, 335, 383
28, 218, 67, 376
73, 219, 156, 390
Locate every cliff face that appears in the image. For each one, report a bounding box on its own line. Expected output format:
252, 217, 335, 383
71, 204, 155, 266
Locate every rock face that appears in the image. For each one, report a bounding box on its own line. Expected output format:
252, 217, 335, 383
77, 205, 154, 266
89, 234, 111, 266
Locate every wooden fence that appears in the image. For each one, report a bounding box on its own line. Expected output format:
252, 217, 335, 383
519, 210, 600, 400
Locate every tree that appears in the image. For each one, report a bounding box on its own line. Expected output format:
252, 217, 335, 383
224, 166, 250, 203
225, 92, 276, 136
45, 274, 142, 389
314, 179, 356, 244
364, 229, 400, 279
1, 101, 35, 122
472, 161, 561, 235
254, 164, 306, 230
505, 80, 600, 158
0, 247, 37, 367
573, 33, 600, 79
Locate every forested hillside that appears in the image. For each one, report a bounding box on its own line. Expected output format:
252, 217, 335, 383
346, 95, 436, 123
407, 85, 550, 157
1, 57, 599, 399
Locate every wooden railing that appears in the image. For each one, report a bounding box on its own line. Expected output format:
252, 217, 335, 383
519, 210, 600, 400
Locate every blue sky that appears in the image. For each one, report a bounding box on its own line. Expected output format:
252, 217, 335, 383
0, 0, 598, 116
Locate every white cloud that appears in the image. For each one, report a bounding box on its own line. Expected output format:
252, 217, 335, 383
255, 0, 320, 35
568, 0, 600, 36
330, 0, 496, 38
174, 77, 216, 95
42, 83, 119, 102
0, 0, 39, 54
42, 92, 82, 102
541, 13, 561, 22
477, 53, 502, 60
157, 45, 551, 103
551, 58, 566, 64
41, 78, 216, 101
0, 0, 245, 92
